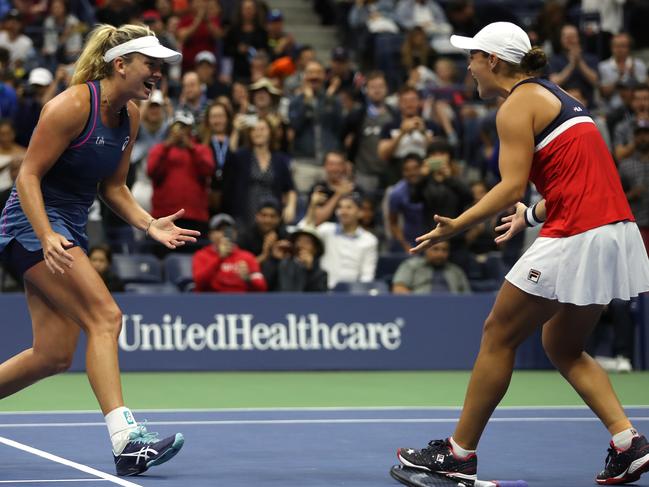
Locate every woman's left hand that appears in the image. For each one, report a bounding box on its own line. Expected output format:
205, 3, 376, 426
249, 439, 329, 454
409, 214, 459, 254
147, 209, 201, 249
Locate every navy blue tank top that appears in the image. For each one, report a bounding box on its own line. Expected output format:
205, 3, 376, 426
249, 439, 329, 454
0, 80, 131, 252
510, 77, 590, 147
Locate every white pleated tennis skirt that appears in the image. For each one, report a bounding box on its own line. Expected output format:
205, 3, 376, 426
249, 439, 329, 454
505, 221, 649, 305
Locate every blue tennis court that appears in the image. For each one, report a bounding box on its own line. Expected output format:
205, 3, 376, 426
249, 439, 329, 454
1, 406, 648, 487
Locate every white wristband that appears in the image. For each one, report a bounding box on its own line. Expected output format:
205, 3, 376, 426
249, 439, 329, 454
524, 204, 543, 227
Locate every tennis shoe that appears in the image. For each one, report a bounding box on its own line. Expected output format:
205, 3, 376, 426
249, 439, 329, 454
597, 434, 649, 484
114, 424, 184, 476
397, 438, 477, 482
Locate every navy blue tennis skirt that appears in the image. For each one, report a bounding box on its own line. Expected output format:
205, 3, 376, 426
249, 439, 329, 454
1, 239, 45, 276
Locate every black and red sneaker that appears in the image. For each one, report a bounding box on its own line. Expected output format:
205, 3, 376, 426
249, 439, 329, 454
397, 438, 477, 483
596, 435, 649, 485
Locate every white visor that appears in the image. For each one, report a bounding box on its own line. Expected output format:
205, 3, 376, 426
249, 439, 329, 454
103, 35, 182, 64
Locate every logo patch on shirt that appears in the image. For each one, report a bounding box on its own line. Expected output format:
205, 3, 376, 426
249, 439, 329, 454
527, 269, 541, 283
95, 136, 105, 145
122, 136, 130, 151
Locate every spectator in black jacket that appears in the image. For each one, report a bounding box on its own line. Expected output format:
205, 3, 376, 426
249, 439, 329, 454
263, 226, 328, 292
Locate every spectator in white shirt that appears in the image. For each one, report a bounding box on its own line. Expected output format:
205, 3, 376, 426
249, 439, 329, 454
0, 10, 34, 70
301, 192, 378, 289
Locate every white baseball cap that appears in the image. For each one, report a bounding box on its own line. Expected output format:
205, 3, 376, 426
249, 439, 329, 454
28, 67, 53, 86
149, 89, 164, 105
172, 110, 195, 126
450, 22, 531, 65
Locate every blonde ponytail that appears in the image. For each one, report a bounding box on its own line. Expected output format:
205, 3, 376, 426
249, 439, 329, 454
71, 23, 154, 85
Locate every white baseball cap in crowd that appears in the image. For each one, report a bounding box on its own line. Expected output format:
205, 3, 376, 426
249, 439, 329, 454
28, 67, 53, 86
103, 35, 182, 64
195, 50, 217, 65
450, 22, 531, 65
149, 89, 165, 105
172, 110, 195, 126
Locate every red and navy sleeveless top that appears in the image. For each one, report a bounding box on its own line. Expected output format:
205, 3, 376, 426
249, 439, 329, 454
511, 78, 634, 237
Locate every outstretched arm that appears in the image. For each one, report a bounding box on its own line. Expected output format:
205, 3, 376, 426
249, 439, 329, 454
99, 102, 200, 249
410, 94, 535, 253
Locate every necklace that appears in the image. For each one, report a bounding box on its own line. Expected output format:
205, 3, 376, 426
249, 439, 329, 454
99, 80, 122, 116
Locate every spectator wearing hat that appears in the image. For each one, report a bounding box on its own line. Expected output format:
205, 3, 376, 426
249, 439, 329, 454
619, 120, 649, 252
301, 192, 378, 289
13, 67, 57, 147
195, 50, 230, 101
41, 0, 83, 68
264, 226, 328, 292
288, 60, 344, 193
233, 77, 286, 151
0, 119, 25, 193
266, 9, 295, 61
178, 71, 209, 125
0, 9, 34, 70
223, 0, 268, 82
599, 33, 647, 111
130, 90, 171, 213
147, 111, 215, 236
176, 0, 223, 73
193, 213, 268, 293
223, 116, 296, 225
237, 197, 290, 263
327, 46, 363, 100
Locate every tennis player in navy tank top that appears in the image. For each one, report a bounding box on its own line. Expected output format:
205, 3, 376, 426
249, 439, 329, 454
0, 24, 193, 477
394, 23, 649, 486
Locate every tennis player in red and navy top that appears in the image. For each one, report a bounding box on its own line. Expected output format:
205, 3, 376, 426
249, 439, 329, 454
396, 22, 649, 485
0, 24, 195, 476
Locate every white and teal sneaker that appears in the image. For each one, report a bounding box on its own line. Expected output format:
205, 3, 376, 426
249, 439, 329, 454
114, 424, 184, 476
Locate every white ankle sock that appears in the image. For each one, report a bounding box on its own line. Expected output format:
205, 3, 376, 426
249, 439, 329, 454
449, 436, 476, 459
105, 407, 138, 455
612, 428, 639, 451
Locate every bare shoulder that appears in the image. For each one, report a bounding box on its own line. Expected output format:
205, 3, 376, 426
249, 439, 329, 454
40, 84, 91, 136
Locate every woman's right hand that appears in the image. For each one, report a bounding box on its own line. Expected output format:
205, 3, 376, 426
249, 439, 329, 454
494, 202, 527, 245
41, 232, 74, 274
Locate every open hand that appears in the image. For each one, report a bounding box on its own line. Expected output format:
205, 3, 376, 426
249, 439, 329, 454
409, 214, 459, 253
494, 202, 527, 245
147, 209, 200, 249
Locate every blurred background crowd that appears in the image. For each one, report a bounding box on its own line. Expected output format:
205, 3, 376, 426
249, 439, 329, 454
0, 0, 647, 324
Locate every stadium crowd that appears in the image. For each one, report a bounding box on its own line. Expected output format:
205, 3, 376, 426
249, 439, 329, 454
0, 0, 646, 324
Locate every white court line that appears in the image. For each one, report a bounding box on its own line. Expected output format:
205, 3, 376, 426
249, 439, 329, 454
0, 436, 141, 487
0, 405, 648, 415
0, 480, 109, 484
0, 417, 648, 428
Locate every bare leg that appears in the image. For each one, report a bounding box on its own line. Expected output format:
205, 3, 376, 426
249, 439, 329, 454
452, 282, 561, 449
0, 281, 79, 398
542, 304, 632, 436
24, 248, 125, 415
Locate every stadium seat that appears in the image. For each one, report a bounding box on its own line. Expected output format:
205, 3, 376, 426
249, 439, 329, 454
466, 252, 506, 293
124, 283, 180, 294
332, 280, 390, 295
375, 253, 408, 280
112, 254, 163, 284
164, 254, 194, 291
